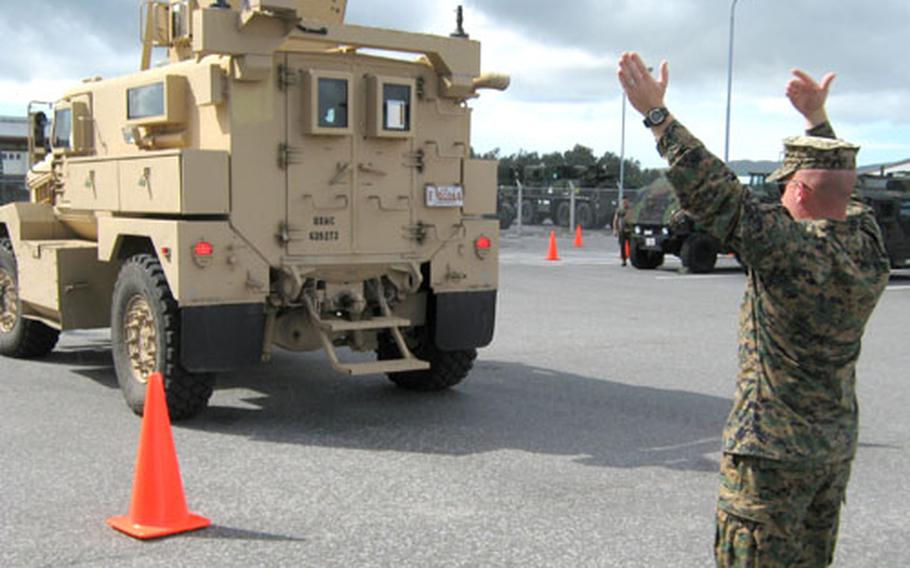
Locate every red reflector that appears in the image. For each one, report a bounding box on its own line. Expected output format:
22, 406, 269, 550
194, 241, 214, 256
475, 236, 492, 250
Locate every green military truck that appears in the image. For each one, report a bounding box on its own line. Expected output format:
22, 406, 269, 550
856, 173, 910, 268
627, 174, 780, 273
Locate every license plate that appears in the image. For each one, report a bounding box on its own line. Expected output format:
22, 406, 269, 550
426, 184, 464, 207
645, 237, 656, 247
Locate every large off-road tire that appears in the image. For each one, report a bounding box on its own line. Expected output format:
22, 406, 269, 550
498, 203, 516, 230
555, 201, 571, 227
680, 233, 718, 274
0, 239, 60, 358
111, 254, 214, 420
377, 329, 477, 391
575, 202, 595, 229
629, 241, 664, 270
520, 199, 536, 225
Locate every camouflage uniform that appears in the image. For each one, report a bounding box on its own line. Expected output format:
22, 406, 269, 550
656, 120, 890, 566
613, 201, 632, 265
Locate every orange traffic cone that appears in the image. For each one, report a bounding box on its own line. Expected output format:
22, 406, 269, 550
624, 240, 631, 260
107, 373, 211, 540
574, 225, 584, 248
546, 231, 561, 261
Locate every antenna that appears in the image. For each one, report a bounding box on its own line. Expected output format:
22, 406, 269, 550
451, 5, 469, 39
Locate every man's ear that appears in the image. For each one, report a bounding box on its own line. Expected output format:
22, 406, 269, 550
795, 182, 809, 204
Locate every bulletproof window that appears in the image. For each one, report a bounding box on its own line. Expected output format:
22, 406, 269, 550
382, 83, 411, 131
53, 108, 72, 150
317, 78, 348, 129
127, 82, 166, 120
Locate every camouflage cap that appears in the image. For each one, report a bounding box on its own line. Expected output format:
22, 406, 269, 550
766, 136, 860, 182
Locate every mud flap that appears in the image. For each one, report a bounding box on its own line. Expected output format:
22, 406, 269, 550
432, 290, 496, 351
181, 303, 266, 372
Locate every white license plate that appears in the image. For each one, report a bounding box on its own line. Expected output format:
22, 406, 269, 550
645, 237, 656, 247
426, 184, 464, 207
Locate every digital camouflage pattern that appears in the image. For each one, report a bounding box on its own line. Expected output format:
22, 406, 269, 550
766, 135, 860, 182
657, 119, 890, 464
715, 455, 851, 566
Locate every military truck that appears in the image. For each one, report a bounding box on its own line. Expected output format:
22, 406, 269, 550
0, 0, 509, 419
498, 164, 630, 230
856, 173, 910, 268
627, 174, 780, 273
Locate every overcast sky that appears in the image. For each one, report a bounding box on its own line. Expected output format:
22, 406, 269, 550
1, 0, 907, 167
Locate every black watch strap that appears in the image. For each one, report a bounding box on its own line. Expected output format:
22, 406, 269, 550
643, 107, 669, 128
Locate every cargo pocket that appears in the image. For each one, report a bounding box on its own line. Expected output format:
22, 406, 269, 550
715, 509, 758, 568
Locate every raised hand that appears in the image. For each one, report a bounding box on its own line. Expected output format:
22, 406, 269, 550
786, 69, 834, 127
617, 52, 668, 116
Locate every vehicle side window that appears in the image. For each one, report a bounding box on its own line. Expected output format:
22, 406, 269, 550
382, 84, 411, 132
53, 108, 72, 150
317, 78, 348, 129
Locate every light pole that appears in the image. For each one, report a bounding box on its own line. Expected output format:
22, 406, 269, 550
724, 0, 740, 163
618, 93, 627, 204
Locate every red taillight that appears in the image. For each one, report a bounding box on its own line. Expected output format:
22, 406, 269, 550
475, 236, 492, 250
194, 241, 214, 257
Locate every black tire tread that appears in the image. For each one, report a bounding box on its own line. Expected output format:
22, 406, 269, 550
112, 254, 213, 420
377, 330, 476, 391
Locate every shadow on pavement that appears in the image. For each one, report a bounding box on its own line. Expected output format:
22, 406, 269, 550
185, 525, 306, 542
178, 350, 730, 473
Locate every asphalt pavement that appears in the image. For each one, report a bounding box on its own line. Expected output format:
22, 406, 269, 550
1, 226, 908, 567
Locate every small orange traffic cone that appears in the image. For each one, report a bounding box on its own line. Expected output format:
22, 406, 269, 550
624, 240, 631, 260
574, 225, 584, 248
107, 373, 211, 540
546, 231, 561, 261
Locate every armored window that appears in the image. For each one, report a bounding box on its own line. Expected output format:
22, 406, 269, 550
317, 78, 348, 129
382, 84, 411, 132
53, 108, 72, 150
128, 82, 165, 120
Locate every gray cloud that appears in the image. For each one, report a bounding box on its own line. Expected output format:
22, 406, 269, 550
469, 0, 910, 99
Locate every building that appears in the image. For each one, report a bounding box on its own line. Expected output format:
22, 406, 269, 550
0, 116, 29, 204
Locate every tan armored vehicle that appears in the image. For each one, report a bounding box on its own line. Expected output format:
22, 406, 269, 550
0, 0, 508, 419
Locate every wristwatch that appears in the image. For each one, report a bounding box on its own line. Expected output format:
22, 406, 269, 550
643, 107, 669, 128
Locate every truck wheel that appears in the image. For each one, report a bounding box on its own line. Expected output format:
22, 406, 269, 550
498, 203, 516, 230
680, 234, 718, 274
111, 254, 214, 420
520, 200, 536, 225
629, 241, 664, 270
575, 202, 595, 229
377, 329, 476, 391
0, 239, 60, 358
555, 202, 571, 227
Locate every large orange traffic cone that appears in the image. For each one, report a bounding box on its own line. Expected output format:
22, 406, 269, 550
624, 240, 631, 261
574, 225, 584, 248
107, 373, 211, 540
546, 231, 561, 261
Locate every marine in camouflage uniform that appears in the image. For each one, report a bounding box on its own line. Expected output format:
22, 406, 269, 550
613, 196, 632, 266
618, 54, 890, 566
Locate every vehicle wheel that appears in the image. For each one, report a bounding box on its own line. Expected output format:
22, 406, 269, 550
0, 239, 60, 358
377, 328, 477, 391
680, 233, 718, 274
520, 199, 536, 225
629, 241, 664, 269
111, 254, 214, 420
498, 203, 516, 230
555, 201, 571, 227
575, 202, 595, 229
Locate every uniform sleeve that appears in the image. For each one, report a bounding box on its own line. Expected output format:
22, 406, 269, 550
656, 121, 807, 272
807, 121, 836, 139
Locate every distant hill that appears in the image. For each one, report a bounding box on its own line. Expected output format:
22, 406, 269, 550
728, 160, 780, 176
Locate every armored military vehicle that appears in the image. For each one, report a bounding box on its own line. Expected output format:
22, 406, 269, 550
625, 174, 779, 273
0, 0, 509, 419
856, 173, 910, 268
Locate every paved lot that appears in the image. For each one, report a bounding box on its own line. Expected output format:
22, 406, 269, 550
2, 227, 908, 567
